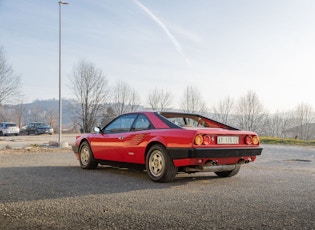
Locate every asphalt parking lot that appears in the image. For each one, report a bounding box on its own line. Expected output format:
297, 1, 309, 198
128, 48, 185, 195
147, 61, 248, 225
0, 140, 314, 229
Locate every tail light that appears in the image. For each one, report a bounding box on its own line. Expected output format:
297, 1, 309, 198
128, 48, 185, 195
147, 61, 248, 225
252, 135, 259, 145
245, 135, 252, 144
194, 134, 212, 145
194, 134, 203, 145
245, 135, 259, 145
203, 135, 211, 145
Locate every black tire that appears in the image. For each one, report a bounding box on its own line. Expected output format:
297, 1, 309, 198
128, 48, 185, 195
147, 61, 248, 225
146, 144, 177, 182
79, 141, 98, 169
0, 131, 3, 136
215, 164, 241, 177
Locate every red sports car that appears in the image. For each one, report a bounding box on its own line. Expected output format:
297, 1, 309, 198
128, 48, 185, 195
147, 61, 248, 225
72, 111, 262, 182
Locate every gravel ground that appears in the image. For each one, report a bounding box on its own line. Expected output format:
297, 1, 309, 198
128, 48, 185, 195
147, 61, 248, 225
0, 134, 76, 155
0, 144, 314, 229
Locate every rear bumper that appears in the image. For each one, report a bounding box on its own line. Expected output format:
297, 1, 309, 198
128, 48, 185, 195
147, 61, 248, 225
38, 129, 53, 134
2, 130, 19, 135
167, 147, 263, 159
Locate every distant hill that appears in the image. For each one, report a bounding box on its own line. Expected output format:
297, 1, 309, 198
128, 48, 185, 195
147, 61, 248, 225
21, 98, 75, 125
0, 99, 77, 131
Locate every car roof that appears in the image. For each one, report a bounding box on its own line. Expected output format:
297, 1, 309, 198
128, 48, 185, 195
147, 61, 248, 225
120, 111, 239, 130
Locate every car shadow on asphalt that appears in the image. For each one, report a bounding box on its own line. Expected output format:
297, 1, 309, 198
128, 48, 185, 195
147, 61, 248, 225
0, 165, 220, 203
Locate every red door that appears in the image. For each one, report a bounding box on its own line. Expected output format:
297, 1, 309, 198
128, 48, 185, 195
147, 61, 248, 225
89, 133, 125, 161
89, 113, 139, 161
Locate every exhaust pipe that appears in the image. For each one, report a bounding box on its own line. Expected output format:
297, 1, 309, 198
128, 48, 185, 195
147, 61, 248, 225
238, 159, 250, 164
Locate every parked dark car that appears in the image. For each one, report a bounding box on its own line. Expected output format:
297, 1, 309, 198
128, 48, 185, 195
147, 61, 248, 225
23, 122, 54, 135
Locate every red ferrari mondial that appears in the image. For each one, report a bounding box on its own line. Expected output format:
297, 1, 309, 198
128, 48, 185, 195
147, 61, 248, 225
72, 111, 263, 182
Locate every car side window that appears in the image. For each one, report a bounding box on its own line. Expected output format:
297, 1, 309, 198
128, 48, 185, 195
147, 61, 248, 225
132, 114, 152, 131
104, 114, 137, 133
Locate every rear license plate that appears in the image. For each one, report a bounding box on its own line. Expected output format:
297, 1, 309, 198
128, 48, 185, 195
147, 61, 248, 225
217, 136, 239, 144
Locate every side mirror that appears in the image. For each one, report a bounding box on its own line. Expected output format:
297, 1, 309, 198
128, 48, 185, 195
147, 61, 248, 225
94, 127, 101, 133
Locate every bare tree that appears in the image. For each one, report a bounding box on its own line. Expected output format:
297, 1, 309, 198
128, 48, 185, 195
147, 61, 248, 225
293, 103, 314, 140
45, 107, 58, 129
212, 96, 234, 124
31, 103, 42, 122
129, 89, 141, 112
69, 59, 110, 133
0, 47, 21, 104
147, 88, 172, 111
101, 106, 116, 127
180, 85, 206, 114
14, 101, 24, 128
235, 90, 266, 132
112, 81, 140, 115
0, 103, 23, 127
263, 111, 293, 137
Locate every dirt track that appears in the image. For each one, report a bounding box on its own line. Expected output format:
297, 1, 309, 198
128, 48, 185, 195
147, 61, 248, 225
0, 133, 78, 152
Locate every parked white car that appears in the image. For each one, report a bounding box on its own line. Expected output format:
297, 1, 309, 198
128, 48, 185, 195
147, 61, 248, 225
0, 122, 20, 136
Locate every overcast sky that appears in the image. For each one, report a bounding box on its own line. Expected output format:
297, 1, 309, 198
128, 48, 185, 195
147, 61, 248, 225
0, 0, 314, 113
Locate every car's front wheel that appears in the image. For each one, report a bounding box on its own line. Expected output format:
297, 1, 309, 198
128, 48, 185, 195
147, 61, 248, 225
79, 141, 98, 169
215, 164, 241, 177
146, 144, 177, 182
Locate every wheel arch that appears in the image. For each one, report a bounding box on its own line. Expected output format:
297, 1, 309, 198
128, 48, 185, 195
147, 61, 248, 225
78, 137, 92, 150
145, 141, 167, 161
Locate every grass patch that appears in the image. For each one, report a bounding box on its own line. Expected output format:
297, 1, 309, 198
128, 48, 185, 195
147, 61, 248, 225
260, 136, 315, 146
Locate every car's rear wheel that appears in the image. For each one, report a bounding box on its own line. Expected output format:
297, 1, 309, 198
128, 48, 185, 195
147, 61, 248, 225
146, 144, 177, 182
79, 141, 98, 169
215, 164, 241, 177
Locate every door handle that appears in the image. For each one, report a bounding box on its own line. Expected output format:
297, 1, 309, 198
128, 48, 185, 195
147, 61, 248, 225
118, 136, 124, 140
